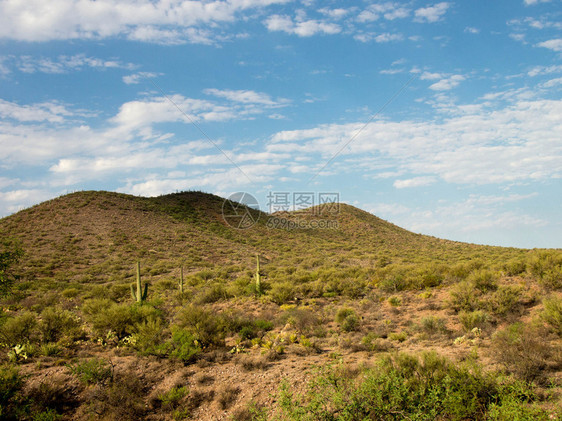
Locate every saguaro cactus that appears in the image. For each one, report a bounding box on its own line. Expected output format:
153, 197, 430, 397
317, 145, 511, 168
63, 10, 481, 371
179, 267, 184, 294
255, 254, 262, 295
131, 261, 148, 302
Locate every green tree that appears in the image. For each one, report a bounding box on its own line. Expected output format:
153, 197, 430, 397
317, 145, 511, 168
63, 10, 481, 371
0, 237, 23, 297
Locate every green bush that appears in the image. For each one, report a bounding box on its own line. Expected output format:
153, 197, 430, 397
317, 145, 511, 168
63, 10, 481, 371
175, 305, 225, 348
38, 307, 80, 343
68, 358, 113, 385
0, 364, 22, 408
468, 269, 498, 292
503, 258, 526, 276
168, 327, 201, 363
488, 285, 522, 316
195, 283, 231, 304
0, 312, 37, 346
83, 299, 161, 341
131, 317, 168, 356
158, 385, 188, 410
419, 316, 447, 335
0, 238, 23, 298
276, 351, 551, 420
335, 308, 359, 332
449, 281, 479, 312
268, 282, 295, 305
528, 250, 562, 289
388, 296, 401, 307
492, 323, 554, 383
413, 264, 444, 289
458, 310, 488, 332
541, 296, 562, 336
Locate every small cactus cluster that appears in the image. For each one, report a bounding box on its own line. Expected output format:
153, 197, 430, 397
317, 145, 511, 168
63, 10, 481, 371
131, 261, 148, 302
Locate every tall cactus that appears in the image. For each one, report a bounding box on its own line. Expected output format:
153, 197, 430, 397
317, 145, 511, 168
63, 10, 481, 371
255, 254, 262, 295
131, 261, 148, 302
179, 267, 184, 294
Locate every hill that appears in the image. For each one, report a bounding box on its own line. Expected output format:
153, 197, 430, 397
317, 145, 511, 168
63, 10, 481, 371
0, 190, 561, 420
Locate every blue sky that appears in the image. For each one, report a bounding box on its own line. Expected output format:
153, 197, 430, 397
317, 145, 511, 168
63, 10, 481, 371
0, 0, 561, 248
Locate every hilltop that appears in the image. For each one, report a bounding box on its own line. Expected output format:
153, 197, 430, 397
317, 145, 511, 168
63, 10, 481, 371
0, 190, 526, 286
0, 190, 561, 420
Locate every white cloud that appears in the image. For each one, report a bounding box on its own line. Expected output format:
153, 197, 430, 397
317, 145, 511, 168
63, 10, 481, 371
541, 77, 562, 88
524, 0, 551, 5
122, 72, 160, 85
318, 8, 351, 20
0, 0, 292, 43
414, 2, 450, 23
354, 32, 403, 43
464, 27, 479, 34
269, 97, 562, 186
203, 89, 289, 106
0, 100, 73, 123
264, 14, 341, 36
6, 54, 136, 74
428, 74, 465, 90
537, 38, 562, 52
356, 3, 410, 23
393, 176, 436, 188
527, 64, 562, 77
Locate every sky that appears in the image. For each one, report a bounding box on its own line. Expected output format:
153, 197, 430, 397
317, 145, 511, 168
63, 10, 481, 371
0, 0, 561, 248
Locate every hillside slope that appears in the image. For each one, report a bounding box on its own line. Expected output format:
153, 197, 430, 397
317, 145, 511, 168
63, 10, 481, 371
0, 190, 561, 420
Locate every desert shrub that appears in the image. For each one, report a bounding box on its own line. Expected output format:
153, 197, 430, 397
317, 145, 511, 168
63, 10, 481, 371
503, 258, 526, 276
458, 310, 489, 332
413, 264, 445, 289
279, 308, 320, 335
61, 288, 80, 299
528, 250, 562, 289
130, 317, 168, 356
419, 316, 447, 335
449, 281, 479, 312
88, 370, 146, 420
0, 238, 23, 298
68, 358, 113, 385
175, 305, 225, 348
376, 266, 408, 292
26, 375, 79, 415
32, 409, 62, 421
234, 354, 268, 371
388, 296, 401, 306
268, 282, 295, 305
168, 327, 202, 363
335, 308, 360, 332
468, 269, 498, 292
38, 307, 80, 343
492, 323, 554, 383
217, 385, 240, 410
237, 318, 274, 340
195, 283, 231, 304
388, 331, 407, 342
276, 351, 549, 420
158, 385, 188, 410
487, 285, 522, 316
0, 312, 37, 346
541, 296, 562, 336
0, 364, 23, 409
83, 300, 161, 341
108, 283, 130, 300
